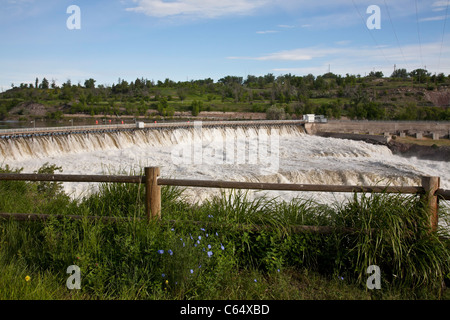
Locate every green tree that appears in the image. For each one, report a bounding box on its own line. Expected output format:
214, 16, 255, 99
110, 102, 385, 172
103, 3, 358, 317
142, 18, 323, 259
84, 78, 96, 89
34, 163, 65, 198
218, 76, 243, 86
368, 71, 384, 78
166, 106, 175, 118
365, 102, 385, 120
391, 68, 408, 79
40, 78, 49, 89
157, 97, 168, 115
410, 69, 431, 84
266, 105, 286, 120
190, 100, 203, 116
177, 87, 187, 101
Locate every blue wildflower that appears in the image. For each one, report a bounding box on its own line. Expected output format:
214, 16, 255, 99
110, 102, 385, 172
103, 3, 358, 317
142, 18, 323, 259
207, 251, 213, 257
208, 214, 213, 218
162, 274, 166, 278
198, 236, 202, 240
168, 249, 173, 256
220, 244, 225, 250
190, 269, 194, 274
207, 244, 212, 249
157, 250, 164, 254
200, 228, 205, 232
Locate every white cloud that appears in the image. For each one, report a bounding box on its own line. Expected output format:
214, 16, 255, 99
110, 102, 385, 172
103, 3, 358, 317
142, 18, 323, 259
228, 47, 344, 61
432, 1, 450, 8
126, 0, 269, 19
420, 15, 447, 22
431, 1, 450, 13
277, 24, 294, 28
124, 0, 424, 27
228, 41, 450, 75
335, 40, 352, 46
256, 30, 278, 34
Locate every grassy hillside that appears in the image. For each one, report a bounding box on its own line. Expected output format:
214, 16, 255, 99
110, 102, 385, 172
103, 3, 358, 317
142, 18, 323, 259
1, 72, 449, 124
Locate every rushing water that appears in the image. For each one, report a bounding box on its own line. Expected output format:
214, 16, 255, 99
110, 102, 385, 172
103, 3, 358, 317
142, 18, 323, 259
1, 124, 448, 208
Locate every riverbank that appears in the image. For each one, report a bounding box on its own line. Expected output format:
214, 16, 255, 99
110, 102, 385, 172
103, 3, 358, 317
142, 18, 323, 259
313, 131, 450, 162
387, 139, 450, 162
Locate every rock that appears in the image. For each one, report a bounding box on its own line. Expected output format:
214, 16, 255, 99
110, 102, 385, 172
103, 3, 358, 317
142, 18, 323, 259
387, 140, 450, 162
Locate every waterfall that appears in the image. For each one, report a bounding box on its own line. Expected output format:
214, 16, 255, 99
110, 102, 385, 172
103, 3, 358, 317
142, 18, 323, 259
1, 124, 449, 205
0, 125, 303, 161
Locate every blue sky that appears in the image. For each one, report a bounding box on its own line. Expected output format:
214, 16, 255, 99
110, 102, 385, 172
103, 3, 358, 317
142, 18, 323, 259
1, 0, 449, 90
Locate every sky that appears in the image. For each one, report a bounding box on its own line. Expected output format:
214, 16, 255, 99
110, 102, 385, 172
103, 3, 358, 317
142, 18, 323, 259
1, 0, 449, 90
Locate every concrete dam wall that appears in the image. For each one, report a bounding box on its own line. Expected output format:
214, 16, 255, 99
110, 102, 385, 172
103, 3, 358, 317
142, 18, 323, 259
305, 120, 450, 138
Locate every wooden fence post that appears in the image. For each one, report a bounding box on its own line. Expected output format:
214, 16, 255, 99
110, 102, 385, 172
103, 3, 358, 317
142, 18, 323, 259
145, 167, 161, 221
421, 176, 440, 232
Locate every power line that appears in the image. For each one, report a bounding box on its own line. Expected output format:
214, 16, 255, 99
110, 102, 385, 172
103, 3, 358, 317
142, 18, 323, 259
415, 0, 424, 69
438, 0, 449, 73
383, 0, 409, 70
351, 0, 392, 67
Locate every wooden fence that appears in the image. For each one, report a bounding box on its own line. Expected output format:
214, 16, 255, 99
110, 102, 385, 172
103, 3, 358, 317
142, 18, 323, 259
0, 167, 449, 232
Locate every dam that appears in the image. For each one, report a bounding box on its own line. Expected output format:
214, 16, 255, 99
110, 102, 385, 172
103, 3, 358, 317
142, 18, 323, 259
0, 119, 448, 205
305, 120, 450, 139
0, 120, 304, 160
0, 120, 305, 139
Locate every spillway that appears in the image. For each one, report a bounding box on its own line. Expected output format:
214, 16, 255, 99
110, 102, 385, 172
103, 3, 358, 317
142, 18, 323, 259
0, 123, 448, 206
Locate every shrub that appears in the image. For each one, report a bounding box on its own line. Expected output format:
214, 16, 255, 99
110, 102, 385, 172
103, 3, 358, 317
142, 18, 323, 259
265, 105, 285, 120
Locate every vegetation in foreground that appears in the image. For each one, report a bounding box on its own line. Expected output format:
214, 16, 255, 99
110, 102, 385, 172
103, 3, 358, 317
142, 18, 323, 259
0, 164, 449, 300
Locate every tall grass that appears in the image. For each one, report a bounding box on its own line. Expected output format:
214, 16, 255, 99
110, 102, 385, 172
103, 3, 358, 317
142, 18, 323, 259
330, 192, 450, 292
0, 164, 449, 299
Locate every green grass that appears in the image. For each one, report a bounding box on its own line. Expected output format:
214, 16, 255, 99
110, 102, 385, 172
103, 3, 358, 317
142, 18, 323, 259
0, 164, 449, 300
394, 136, 450, 147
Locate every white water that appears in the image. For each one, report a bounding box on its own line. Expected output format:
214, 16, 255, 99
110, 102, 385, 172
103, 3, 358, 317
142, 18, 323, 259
1, 125, 449, 207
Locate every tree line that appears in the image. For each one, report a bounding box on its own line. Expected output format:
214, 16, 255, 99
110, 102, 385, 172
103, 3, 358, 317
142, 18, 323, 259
2, 69, 450, 121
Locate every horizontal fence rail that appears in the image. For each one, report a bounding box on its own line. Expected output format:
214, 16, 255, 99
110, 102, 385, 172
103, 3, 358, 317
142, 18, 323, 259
0, 167, 449, 233
0, 173, 448, 198
0, 173, 143, 184
157, 178, 428, 195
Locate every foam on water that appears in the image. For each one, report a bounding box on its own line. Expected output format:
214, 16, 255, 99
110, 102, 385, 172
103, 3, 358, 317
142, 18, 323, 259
1, 125, 449, 206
